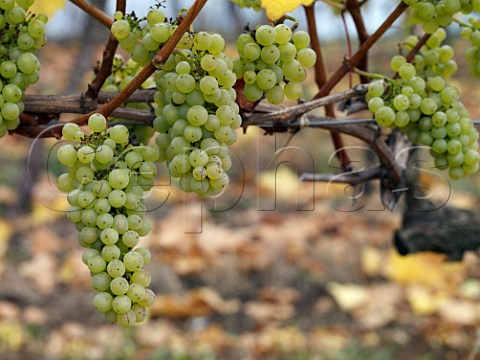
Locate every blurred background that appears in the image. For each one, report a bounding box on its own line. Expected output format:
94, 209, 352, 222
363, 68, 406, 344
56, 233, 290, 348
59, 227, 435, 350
1, 1, 480, 359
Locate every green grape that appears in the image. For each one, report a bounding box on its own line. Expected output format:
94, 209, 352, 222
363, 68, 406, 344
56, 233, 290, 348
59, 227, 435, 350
123, 252, 144, 272
275, 24, 292, 44
112, 295, 132, 314
297, 48, 317, 68
93, 292, 114, 313
256, 69, 276, 90
111, 20, 130, 40
255, 25, 276, 46
292, 31, 310, 49
284, 81, 302, 100
110, 277, 129, 296
91, 272, 111, 292
375, 106, 395, 126
131, 269, 152, 288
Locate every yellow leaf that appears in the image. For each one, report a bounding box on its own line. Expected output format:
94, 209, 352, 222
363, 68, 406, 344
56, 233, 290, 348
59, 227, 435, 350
386, 251, 465, 290
261, 0, 314, 21
258, 166, 299, 202
31, 0, 65, 19
406, 285, 445, 315
0, 220, 12, 258
326, 282, 369, 312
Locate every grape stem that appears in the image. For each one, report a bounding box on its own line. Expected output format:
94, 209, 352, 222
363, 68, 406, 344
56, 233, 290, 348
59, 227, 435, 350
453, 16, 471, 28
172, 48, 192, 62
353, 68, 390, 81
69, 0, 114, 28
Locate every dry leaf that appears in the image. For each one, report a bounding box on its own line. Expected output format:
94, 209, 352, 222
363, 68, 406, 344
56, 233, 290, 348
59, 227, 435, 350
151, 288, 239, 318
326, 282, 369, 311
437, 299, 480, 325
406, 285, 445, 315
387, 251, 465, 290
361, 246, 384, 277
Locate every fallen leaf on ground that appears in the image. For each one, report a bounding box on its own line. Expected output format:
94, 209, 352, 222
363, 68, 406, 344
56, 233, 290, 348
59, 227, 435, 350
151, 288, 240, 318
327, 282, 370, 311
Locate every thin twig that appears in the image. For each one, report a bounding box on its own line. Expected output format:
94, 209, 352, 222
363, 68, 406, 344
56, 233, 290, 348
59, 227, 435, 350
305, 4, 353, 171
69, 0, 114, 28
346, 0, 369, 84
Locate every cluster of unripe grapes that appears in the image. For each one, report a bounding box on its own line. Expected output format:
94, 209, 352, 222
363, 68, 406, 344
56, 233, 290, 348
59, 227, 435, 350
367, 32, 479, 179
459, 15, 480, 77
234, 24, 316, 103
403, 0, 478, 34
0, 0, 46, 137
112, 8, 239, 196
56, 114, 158, 327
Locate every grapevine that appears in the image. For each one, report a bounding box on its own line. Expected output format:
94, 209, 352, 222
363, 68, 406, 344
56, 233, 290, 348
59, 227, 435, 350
0, 0, 476, 328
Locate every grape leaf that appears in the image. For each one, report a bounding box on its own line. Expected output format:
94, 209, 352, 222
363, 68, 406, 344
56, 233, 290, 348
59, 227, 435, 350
31, 0, 65, 18
261, 0, 314, 21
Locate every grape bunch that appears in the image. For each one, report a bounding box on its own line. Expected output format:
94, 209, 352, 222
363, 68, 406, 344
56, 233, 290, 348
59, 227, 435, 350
403, 0, 474, 34
234, 24, 316, 103
56, 114, 158, 327
367, 31, 479, 179
457, 11, 480, 77
0, 0, 47, 137
152, 30, 240, 196
230, 0, 261, 11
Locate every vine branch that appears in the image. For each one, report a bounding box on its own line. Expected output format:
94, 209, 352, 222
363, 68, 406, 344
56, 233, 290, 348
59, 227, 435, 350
69, 0, 114, 28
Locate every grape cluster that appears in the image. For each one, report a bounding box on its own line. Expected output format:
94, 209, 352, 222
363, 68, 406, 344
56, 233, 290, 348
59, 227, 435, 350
111, 9, 240, 196
0, 0, 47, 137
403, 0, 474, 34
56, 114, 158, 327
152, 30, 239, 196
234, 24, 316, 103
230, 0, 261, 11
458, 12, 480, 77
367, 32, 479, 179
